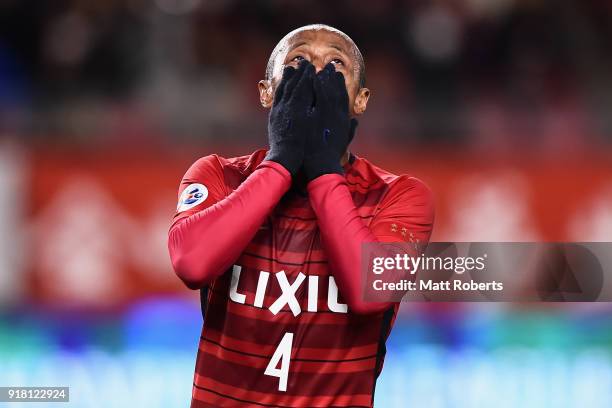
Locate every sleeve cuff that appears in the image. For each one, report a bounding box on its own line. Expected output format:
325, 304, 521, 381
256, 160, 292, 181
306, 173, 347, 193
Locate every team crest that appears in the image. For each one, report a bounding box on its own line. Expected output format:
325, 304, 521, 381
177, 183, 208, 212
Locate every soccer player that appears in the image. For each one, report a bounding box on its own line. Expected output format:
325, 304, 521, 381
168, 24, 434, 408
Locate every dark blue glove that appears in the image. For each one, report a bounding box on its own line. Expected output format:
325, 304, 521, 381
303, 63, 358, 182
264, 60, 316, 176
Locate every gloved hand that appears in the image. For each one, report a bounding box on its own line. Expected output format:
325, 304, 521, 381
264, 60, 316, 176
303, 63, 358, 182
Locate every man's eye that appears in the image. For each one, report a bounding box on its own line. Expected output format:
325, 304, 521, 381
331, 58, 344, 66
291, 55, 304, 63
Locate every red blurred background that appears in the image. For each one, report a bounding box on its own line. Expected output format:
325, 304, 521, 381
5, 145, 608, 308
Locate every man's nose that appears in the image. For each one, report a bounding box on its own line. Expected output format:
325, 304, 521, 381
310, 57, 325, 74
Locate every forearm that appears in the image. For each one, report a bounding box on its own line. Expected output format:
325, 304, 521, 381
307, 174, 393, 314
168, 161, 291, 288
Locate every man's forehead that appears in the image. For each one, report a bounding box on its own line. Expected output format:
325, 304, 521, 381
285, 29, 352, 52
271, 28, 354, 79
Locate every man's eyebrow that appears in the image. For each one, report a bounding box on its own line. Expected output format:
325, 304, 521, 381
287, 41, 307, 51
329, 43, 349, 54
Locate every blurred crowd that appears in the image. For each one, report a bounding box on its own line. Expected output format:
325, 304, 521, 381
0, 0, 611, 151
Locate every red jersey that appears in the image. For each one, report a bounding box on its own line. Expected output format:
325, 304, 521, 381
169, 149, 434, 407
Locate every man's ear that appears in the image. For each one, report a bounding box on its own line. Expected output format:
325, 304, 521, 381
353, 87, 370, 115
258, 80, 274, 108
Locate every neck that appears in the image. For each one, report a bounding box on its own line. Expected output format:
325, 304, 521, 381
340, 150, 350, 166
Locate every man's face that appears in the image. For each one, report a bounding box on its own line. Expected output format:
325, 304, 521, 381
259, 29, 370, 116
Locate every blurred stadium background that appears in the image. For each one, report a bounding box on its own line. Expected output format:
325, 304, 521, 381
1, 0, 612, 406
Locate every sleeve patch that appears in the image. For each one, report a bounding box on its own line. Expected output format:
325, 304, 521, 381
177, 183, 209, 212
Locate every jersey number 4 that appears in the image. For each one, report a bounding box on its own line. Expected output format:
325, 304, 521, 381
264, 332, 293, 391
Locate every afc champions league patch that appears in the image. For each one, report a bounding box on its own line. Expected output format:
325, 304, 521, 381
177, 183, 208, 212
